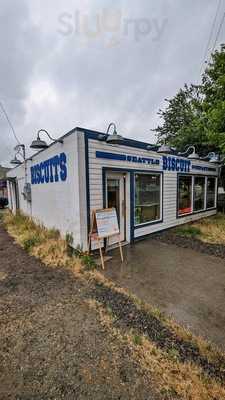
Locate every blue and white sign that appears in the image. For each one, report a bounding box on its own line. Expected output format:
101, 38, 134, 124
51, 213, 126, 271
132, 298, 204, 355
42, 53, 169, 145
162, 156, 191, 172
96, 151, 160, 166
31, 152, 67, 185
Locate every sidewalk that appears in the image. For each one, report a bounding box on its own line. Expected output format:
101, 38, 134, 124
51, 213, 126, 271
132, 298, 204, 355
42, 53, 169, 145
105, 238, 225, 349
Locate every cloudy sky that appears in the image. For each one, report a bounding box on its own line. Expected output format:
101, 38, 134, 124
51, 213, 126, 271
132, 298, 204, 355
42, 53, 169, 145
0, 0, 224, 165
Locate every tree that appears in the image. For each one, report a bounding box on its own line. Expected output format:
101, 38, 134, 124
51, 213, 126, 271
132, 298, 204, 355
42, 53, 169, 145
202, 44, 225, 152
153, 44, 225, 155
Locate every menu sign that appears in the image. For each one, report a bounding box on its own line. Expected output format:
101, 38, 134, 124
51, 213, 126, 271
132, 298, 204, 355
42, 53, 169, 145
95, 208, 119, 239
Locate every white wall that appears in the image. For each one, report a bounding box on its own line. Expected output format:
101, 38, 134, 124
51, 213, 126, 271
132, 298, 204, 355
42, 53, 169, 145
7, 131, 84, 248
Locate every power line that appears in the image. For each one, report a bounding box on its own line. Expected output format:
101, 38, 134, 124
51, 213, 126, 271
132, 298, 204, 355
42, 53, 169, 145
0, 101, 20, 146
200, 0, 222, 76
211, 11, 225, 54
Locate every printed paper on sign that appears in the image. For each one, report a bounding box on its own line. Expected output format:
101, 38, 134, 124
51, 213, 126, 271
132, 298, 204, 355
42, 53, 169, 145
95, 208, 119, 239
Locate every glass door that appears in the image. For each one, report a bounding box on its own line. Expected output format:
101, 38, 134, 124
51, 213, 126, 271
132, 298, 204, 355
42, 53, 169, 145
106, 173, 125, 245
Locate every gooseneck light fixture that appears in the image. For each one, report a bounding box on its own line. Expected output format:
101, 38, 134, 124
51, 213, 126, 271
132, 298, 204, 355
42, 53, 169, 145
208, 153, 225, 164
105, 122, 124, 144
30, 129, 63, 150
157, 141, 172, 154
10, 153, 22, 165
178, 145, 200, 160
10, 144, 26, 165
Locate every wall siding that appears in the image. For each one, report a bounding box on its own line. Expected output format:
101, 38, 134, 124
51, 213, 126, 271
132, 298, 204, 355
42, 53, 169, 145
88, 139, 218, 243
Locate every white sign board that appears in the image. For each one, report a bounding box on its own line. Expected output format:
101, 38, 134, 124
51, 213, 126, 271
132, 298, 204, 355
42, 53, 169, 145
95, 208, 119, 239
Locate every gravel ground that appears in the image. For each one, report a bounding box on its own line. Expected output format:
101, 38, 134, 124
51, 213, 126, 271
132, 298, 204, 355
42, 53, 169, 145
0, 225, 161, 400
154, 231, 225, 259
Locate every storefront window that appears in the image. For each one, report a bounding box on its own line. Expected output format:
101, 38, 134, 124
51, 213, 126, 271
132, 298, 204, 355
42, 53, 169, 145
135, 173, 161, 225
206, 177, 216, 208
178, 176, 192, 215
194, 177, 205, 211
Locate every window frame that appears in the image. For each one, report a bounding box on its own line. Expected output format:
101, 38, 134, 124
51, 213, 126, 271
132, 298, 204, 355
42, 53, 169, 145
134, 171, 163, 227
193, 176, 206, 212
206, 176, 217, 210
177, 174, 217, 218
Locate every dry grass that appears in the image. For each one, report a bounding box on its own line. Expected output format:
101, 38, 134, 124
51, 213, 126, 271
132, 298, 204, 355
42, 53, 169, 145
89, 299, 225, 400
193, 214, 225, 245
176, 213, 225, 245
3, 211, 81, 271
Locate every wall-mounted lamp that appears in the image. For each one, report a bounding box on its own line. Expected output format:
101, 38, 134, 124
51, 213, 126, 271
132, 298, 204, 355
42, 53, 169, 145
178, 145, 200, 160
30, 129, 63, 150
157, 142, 172, 154
10, 154, 22, 165
10, 143, 26, 165
208, 153, 225, 164
146, 144, 156, 151
105, 123, 124, 144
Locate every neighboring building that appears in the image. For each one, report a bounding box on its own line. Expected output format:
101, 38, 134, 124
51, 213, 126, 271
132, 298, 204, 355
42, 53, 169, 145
0, 165, 10, 198
7, 127, 219, 250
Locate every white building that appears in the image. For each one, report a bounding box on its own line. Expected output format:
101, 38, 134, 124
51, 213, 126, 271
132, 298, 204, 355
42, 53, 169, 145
7, 127, 219, 250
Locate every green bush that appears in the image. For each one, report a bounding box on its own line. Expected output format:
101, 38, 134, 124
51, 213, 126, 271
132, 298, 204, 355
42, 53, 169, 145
81, 254, 97, 270
22, 235, 42, 252
175, 225, 201, 238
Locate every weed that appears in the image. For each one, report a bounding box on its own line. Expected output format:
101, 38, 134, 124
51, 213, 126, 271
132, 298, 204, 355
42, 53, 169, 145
133, 334, 143, 346
81, 254, 97, 270
167, 348, 180, 361
73, 245, 84, 258
65, 232, 74, 256
22, 235, 42, 252
175, 225, 201, 238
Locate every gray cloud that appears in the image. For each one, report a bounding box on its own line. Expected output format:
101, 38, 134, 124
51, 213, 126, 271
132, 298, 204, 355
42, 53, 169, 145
0, 0, 224, 165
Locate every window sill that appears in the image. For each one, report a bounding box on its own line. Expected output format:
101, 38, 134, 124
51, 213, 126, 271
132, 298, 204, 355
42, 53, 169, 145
134, 218, 163, 229
177, 207, 217, 219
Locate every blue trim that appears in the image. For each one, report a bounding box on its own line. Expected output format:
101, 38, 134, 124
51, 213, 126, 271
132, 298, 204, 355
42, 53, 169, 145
96, 151, 126, 161
133, 171, 163, 229
84, 134, 90, 235
80, 128, 158, 152
130, 171, 135, 243
96, 150, 160, 166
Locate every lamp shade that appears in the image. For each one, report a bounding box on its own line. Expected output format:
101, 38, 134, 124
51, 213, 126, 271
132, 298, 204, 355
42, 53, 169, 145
10, 155, 22, 165
106, 132, 124, 144
157, 143, 172, 154
30, 138, 48, 149
187, 151, 200, 160
209, 154, 220, 163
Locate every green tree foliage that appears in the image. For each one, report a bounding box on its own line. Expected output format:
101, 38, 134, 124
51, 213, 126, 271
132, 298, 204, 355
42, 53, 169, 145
153, 44, 225, 155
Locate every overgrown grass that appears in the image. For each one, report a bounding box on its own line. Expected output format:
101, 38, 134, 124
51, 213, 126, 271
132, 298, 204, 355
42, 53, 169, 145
3, 211, 83, 270
175, 213, 225, 245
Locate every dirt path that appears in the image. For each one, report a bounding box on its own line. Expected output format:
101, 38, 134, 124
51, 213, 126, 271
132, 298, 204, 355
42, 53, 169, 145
0, 225, 160, 400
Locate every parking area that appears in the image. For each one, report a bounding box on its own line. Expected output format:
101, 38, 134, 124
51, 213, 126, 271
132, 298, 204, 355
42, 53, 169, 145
105, 238, 225, 350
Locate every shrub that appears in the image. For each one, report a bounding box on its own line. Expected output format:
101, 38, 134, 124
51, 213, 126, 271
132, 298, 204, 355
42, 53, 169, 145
175, 225, 201, 238
22, 234, 42, 252
81, 254, 97, 270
